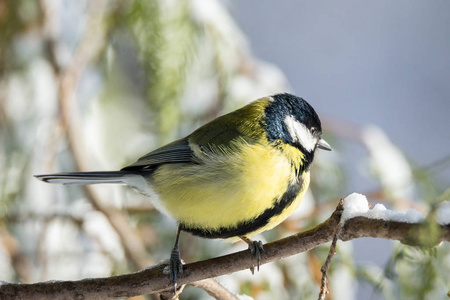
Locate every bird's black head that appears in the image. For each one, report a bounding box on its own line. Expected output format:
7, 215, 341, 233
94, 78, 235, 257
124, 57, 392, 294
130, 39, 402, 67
262, 93, 331, 167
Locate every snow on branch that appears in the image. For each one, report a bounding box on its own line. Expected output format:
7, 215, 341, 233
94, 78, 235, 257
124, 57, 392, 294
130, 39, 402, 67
341, 193, 425, 223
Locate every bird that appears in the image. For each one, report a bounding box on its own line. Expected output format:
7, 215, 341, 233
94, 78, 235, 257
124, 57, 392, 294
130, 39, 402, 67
35, 92, 332, 289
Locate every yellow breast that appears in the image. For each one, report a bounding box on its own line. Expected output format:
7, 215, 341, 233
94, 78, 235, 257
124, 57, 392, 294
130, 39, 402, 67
151, 140, 308, 239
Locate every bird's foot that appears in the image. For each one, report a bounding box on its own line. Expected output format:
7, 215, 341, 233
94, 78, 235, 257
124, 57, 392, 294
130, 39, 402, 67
247, 240, 265, 274
169, 246, 184, 292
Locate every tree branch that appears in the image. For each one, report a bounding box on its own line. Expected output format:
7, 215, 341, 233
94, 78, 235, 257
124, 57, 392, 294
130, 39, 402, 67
1, 200, 448, 299
190, 279, 240, 300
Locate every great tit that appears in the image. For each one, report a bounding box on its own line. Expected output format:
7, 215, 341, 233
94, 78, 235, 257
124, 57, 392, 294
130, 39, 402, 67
35, 93, 331, 288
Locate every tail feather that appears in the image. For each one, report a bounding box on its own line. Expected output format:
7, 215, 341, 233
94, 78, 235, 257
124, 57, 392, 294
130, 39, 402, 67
35, 171, 130, 185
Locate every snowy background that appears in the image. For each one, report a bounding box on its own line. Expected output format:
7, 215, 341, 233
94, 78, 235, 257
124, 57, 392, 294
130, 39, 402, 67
1, 1, 449, 299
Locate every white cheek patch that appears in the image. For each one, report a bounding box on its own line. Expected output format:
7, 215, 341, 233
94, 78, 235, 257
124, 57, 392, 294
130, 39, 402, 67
284, 115, 317, 152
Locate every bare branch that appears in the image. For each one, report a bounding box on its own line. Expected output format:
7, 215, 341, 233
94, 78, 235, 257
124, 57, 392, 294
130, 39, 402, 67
1, 200, 448, 299
190, 279, 240, 300
318, 215, 343, 300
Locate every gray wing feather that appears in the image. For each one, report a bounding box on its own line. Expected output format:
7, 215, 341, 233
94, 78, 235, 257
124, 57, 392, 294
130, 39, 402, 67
121, 138, 194, 170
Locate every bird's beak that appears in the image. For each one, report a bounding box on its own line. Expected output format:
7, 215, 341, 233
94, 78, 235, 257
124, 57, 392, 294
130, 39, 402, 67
317, 138, 332, 151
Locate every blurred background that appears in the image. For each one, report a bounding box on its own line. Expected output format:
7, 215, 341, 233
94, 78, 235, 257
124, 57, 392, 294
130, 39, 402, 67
0, 0, 449, 299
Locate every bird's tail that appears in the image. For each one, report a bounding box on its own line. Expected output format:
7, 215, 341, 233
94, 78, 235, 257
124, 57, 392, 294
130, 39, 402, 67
35, 171, 132, 185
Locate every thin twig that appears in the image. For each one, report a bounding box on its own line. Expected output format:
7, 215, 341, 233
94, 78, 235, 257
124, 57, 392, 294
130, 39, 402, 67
318, 222, 343, 300
318, 199, 344, 300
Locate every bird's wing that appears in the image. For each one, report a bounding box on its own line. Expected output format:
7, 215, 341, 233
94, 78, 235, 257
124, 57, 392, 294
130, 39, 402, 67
122, 114, 260, 171
121, 138, 194, 171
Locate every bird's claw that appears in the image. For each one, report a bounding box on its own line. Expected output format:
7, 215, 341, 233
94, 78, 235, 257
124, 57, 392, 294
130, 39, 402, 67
169, 246, 184, 291
248, 240, 265, 274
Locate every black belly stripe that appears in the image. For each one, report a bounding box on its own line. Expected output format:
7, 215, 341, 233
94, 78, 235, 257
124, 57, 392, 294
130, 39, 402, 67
181, 176, 304, 239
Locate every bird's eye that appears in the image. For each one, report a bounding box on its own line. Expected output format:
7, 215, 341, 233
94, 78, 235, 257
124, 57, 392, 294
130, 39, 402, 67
311, 127, 317, 135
